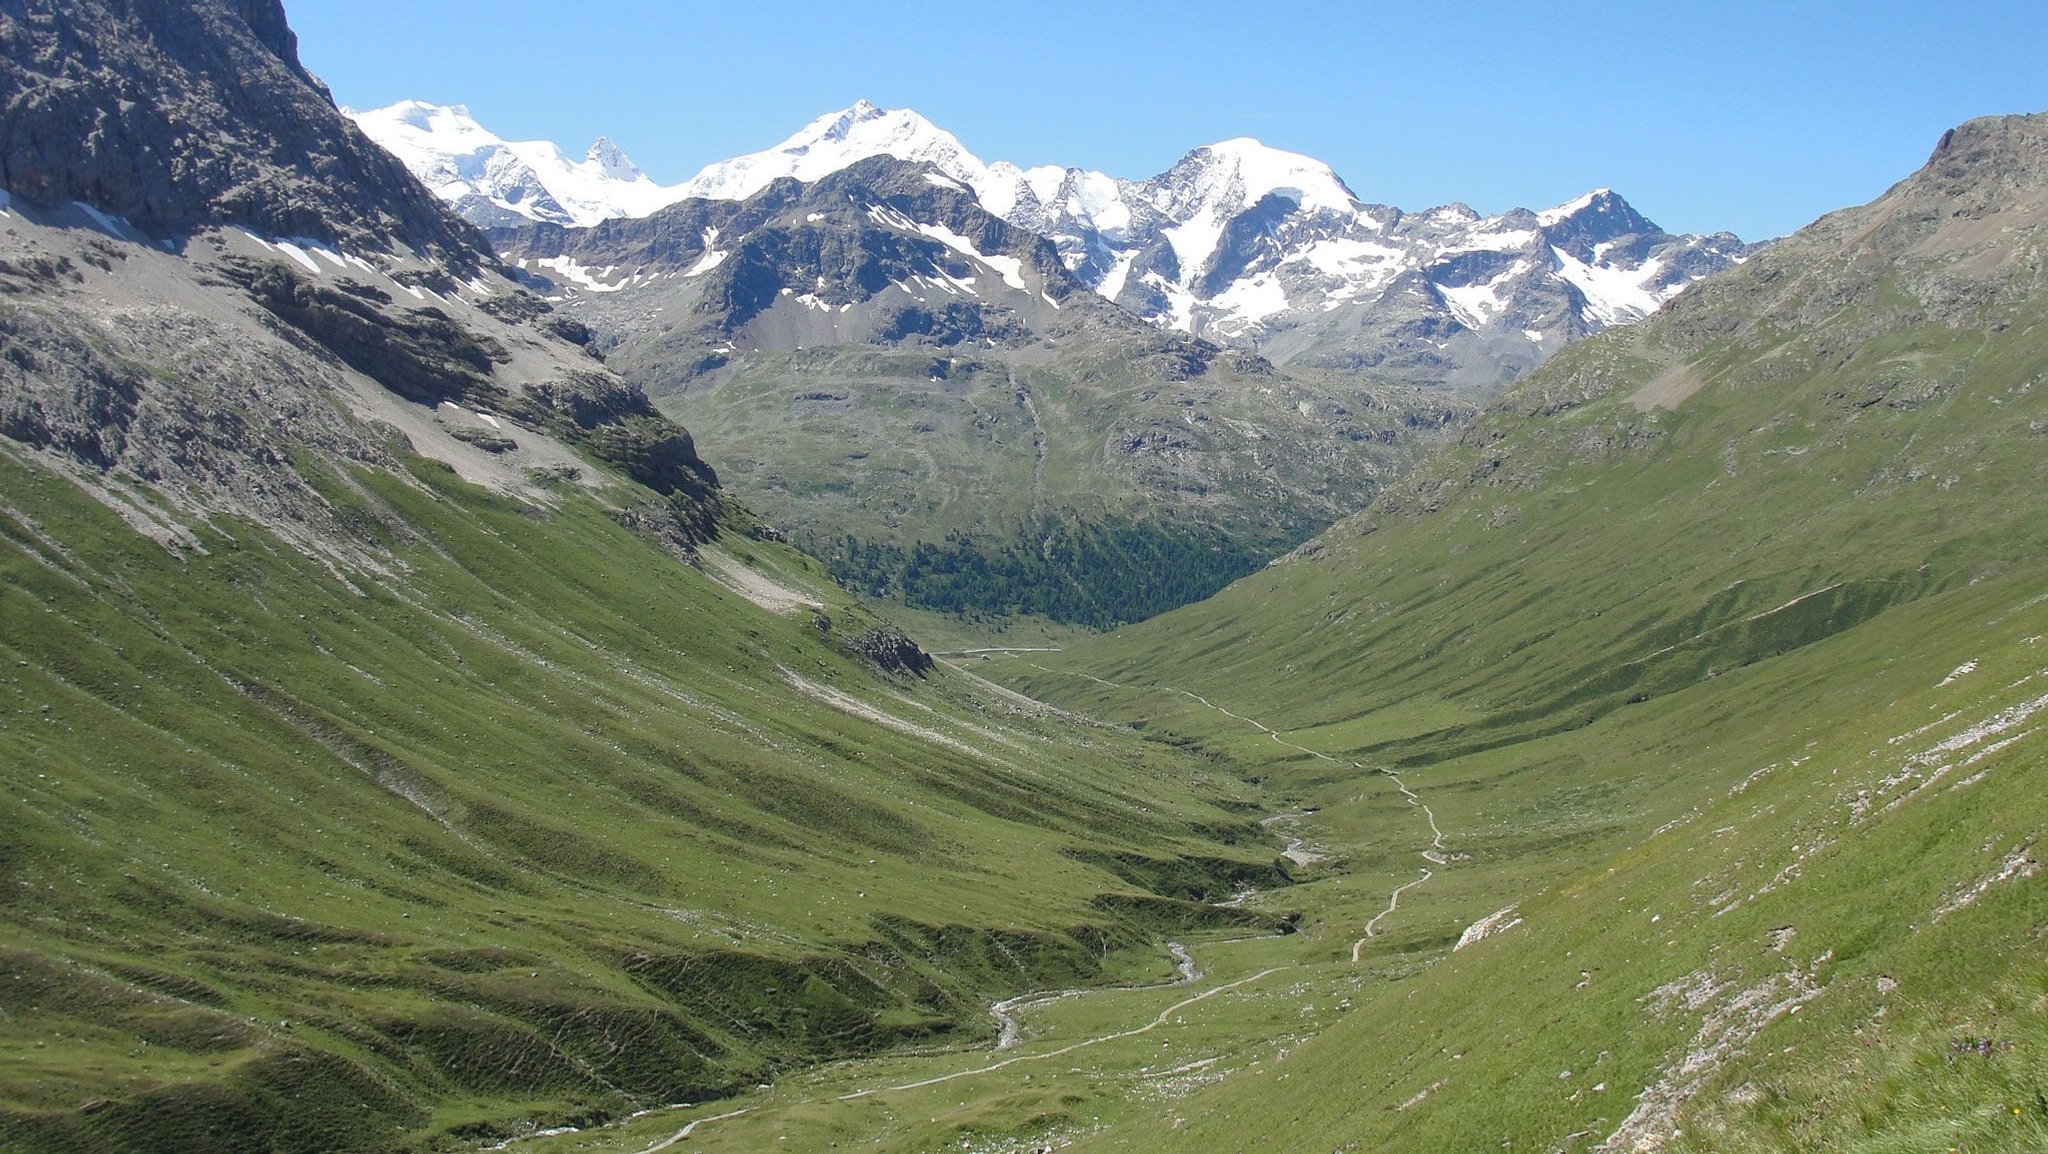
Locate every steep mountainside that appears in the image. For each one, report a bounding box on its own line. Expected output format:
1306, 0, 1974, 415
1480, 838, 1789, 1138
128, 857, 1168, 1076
364, 100, 1755, 390
992, 112, 2048, 1153
0, 5, 1303, 1151
490, 156, 1465, 628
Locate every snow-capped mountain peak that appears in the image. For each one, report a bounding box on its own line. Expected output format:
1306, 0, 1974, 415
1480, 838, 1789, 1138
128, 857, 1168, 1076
1175, 138, 1360, 215
1538, 187, 1613, 225
348, 100, 690, 228
813, 98, 886, 143
358, 100, 497, 157
586, 137, 643, 182
674, 100, 994, 203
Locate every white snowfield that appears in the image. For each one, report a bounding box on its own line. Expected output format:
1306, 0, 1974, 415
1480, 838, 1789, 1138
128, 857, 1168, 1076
676, 100, 992, 203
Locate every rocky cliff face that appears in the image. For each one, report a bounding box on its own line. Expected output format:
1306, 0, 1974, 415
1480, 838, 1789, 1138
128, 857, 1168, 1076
494, 155, 1101, 359
0, 0, 483, 263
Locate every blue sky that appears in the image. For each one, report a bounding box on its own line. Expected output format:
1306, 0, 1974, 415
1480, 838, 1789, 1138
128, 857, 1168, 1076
289, 1, 2047, 240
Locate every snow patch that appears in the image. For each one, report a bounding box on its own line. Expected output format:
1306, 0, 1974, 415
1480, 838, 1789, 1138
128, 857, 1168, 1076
1436, 261, 1527, 328
271, 241, 325, 275
1453, 905, 1524, 951
73, 201, 146, 243
684, 249, 729, 277
1553, 246, 1664, 326
1096, 250, 1139, 301
531, 255, 628, 293
1300, 237, 1405, 280
1207, 272, 1292, 331
1162, 208, 1227, 284
867, 204, 1027, 291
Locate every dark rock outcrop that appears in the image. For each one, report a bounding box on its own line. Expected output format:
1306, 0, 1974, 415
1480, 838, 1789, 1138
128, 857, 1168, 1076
0, 0, 486, 263
848, 625, 933, 676
231, 260, 509, 407
512, 370, 721, 512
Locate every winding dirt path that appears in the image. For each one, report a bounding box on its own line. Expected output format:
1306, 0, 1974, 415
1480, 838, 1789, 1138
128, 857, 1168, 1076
624, 1107, 752, 1154
1029, 663, 1450, 962
990, 943, 1199, 1050
837, 963, 1288, 1101
600, 942, 1267, 1149
1352, 869, 1434, 963
1344, 769, 1448, 960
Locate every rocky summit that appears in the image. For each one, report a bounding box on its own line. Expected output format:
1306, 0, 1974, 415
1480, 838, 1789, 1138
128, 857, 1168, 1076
2, 0, 480, 262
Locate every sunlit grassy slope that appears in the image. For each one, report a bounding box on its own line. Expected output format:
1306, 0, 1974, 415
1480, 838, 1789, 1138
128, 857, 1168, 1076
987, 114, 2048, 1151
0, 440, 1292, 1153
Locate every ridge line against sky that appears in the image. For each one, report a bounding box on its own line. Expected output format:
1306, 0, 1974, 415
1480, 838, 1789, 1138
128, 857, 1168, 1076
287, 0, 2048, 241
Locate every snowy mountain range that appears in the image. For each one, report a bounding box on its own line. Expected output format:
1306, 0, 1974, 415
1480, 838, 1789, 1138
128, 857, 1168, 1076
353, 99, 1758, 387
345, 100, 697, 228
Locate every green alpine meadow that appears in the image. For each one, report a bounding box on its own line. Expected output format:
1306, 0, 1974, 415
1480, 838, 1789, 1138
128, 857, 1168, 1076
1, 2, 2044, 1152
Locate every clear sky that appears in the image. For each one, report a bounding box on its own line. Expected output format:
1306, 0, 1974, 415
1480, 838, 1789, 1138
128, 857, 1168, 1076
287, 0, 2048, 241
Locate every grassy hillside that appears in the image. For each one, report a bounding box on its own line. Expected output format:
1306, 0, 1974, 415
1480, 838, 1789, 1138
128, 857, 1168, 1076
0, 436, 1304, 1153
972, 114, 2048, 1151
